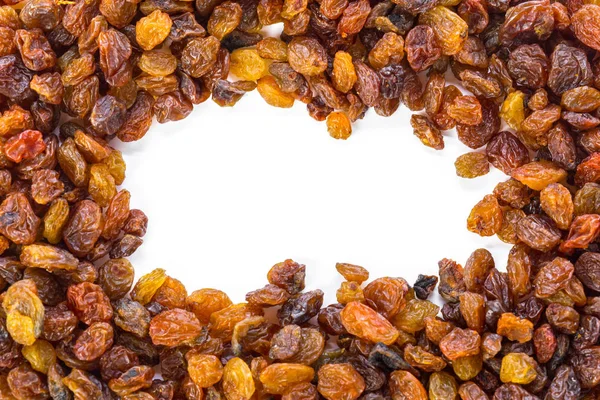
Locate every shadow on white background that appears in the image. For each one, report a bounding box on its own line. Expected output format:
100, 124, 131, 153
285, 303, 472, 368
118, 90, 511, 305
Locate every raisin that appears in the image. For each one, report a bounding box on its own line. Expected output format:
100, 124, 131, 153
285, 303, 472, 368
455, 152, 489, 178
317, 363, 365, 400
512, 161, 567, 191
411, 114, 444, 150
257, 76, 295, 108
150, 309, 202, 346
419, 6, 468, 56
259, 363, 315, 394
340, 302, 399, 345
500, 353, 538, 385
389, 370, 427, 400
288, 37, 328, 76
572, 5, 600, 51
405, 25, 442, 72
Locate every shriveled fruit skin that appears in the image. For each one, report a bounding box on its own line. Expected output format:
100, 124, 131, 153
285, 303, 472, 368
336, 281, 364, 304
561, 86, 600, 113
546, 303, 580, 335
393, 298, 440, 333
138, 51, 178, 77
497, 313, 533, 343
354, 61, 380, 107
88, 163, 117, 207
259, 363, 315, 394
414, 275, 439, 300
448, 96, 482, 126
500, 91, 526, 130
208, 1, 242, 40
187, 353, 224, 388
324, 111, 352, 139
136, 10, 172, 51
404, 344, 447, 372
222, 357, 255, 400
499, 0, 554, 46
270, 325, 302, 361
439, 328, 481, 360
423, 72, 445, 117
467, 195, 503, 237
0, 193, 40, 244
230, 48, 269, 81
453, 354, 482, 381
405, 25, 442, 72
548, 123, 577, 171
511, 161, 567, 191
246, 284, 290, 307
500, 353, 538, 384
459, 382, 488, 400
486, 131, 529, 174
545, 365, 581, 400
332, 51, 357, 94
186, 288, 232, 323
411, 114, 444, 150
257, 76, 295, 108
571, 346, 600, 389
572, 5, 600, 51
67, 282, 113, 325
368, 32, 404, 70
336, 262, 369, 283
131, 268, 167, 305
516, 215, 562, 252
20, 243, 78, 272
268, 259, 306, 294
533, 324, 556, 364
429, 371, 458, 400
548, 44, 593, 95
117, 92, 155, 142
364, 277, 408, 318
560, 214, 600, 253
282, 382, 318, 400
62, 199, 103, 257
288, 37, 327, 76
73, 322, 114, 361
337, 0, 371, 38
340, 301, 399, 344
576, 252, 600, 292
98, 29, 132, 88
181, 36, 221, 78
455, 152, 489, 178
7, 364, 49, 400
540, 183, 573, 230
150, 309, 202, 346
418, 6, 468, 56
507, 44, 548, 90
317, 363, 365, 400
438, 258, 465, 302
5, 130, 46, 164
534, 257, 574, 298
3, 279, 44, 346
22, 339, 56, 374
389, 370, 427, 400
318, 304, 346, 335
212, 303, 264, 341
459, 292, 485, 332
257, 37, 288, 61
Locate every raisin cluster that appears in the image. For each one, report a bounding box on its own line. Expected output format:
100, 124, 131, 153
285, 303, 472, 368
0, 0, 599, 398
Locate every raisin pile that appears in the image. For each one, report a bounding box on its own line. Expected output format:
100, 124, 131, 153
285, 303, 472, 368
0, 0, 598, 397
4, 256, 600, 400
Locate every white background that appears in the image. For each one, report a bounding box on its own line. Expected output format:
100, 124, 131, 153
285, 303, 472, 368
118, 90, 511, 306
